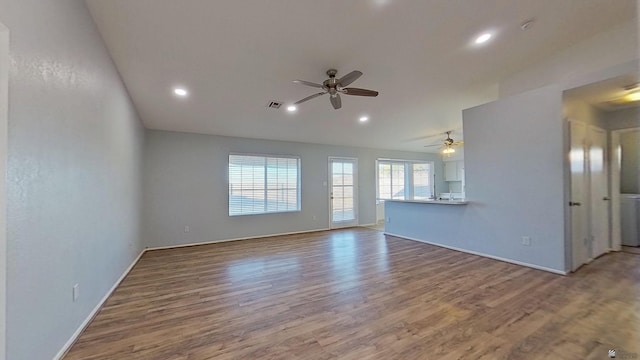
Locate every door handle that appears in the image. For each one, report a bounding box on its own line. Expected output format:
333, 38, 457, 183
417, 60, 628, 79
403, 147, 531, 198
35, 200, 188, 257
569, 201, 581, 206
603, 197, 610, 201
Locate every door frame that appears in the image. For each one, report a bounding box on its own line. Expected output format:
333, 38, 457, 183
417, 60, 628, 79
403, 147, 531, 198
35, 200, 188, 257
610, 127, 639, 251
588, 125, 610, 258
0, 20, 9, 360
328, 157, 358, 229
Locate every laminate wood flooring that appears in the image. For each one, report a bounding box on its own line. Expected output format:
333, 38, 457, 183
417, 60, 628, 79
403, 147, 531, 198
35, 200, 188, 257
63, 228, 640, 360
623, 246, 640, 255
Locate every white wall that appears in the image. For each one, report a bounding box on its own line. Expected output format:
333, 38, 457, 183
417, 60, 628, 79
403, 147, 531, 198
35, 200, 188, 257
143, 130, 441, 248
376, 202, 385, 222
386, 86, 567, 273
0, 1, 145, 359
500, 21, 639, 98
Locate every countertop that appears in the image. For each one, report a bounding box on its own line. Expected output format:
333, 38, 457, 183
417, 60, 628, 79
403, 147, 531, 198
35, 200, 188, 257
384, 199, 468, 205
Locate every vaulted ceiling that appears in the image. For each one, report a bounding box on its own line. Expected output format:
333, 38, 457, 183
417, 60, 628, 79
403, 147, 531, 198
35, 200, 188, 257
86, 0, 636, 151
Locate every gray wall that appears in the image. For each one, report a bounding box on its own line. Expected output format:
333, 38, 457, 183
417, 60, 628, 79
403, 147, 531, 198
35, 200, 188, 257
0, 20, 8, 360
143, 130, 442, 248
0, 1, 145, 359
620, 130, 640, 194
605, 107, 640, 131
386, 86, 567, 273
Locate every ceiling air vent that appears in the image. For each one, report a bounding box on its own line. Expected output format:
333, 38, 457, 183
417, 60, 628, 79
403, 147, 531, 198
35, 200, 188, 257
267, 101, 282, 109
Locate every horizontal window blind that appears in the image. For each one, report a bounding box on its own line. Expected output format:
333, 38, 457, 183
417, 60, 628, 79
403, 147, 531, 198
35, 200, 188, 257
376, 159, 433, 201
229, 154, 300, 216
378, 161, 406, 200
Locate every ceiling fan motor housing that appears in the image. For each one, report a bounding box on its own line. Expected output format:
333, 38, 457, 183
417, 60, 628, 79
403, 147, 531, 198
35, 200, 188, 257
292, 68, 379, 109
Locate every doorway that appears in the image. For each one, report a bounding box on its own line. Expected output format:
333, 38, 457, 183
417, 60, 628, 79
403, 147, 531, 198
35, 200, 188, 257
564, 73, 640, 270
0, 20, 9, 360
611, 126, 640, 252
329, 157, 358, 228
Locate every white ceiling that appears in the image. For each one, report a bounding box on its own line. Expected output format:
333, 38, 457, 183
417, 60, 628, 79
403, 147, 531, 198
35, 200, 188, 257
85, 0, 636, 152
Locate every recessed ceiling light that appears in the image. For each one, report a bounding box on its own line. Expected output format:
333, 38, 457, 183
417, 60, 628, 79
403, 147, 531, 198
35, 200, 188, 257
287, 105, 297, 112
173, 87, 188, 97
359, 116, 369, 122
474, 33, 492, 45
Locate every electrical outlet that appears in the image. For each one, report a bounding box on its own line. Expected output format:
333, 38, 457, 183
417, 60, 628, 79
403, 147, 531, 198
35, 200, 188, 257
184, 226, 190, 233
387, 217, 391, 223
312, 215, 317, 221
72, 284, 79, 302
522, 236, 531, 246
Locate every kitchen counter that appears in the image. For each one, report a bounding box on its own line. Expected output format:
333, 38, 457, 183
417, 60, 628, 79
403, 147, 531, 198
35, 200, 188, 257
384, 199, 468, 205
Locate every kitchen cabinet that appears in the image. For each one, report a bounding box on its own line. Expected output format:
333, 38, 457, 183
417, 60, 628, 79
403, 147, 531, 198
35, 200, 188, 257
444, 161, 464, 182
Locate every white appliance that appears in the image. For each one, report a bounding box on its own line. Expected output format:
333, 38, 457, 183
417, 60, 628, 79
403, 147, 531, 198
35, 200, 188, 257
621, 194, 640, 247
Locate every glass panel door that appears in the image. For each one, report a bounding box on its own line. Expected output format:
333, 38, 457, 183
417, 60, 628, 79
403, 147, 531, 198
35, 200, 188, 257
329, 157, 358, 228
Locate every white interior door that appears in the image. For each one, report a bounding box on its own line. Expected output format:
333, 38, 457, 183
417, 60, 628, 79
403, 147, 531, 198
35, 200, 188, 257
570, 121, 590, 270
589, 126, 610, 258
329, 157, 358, 228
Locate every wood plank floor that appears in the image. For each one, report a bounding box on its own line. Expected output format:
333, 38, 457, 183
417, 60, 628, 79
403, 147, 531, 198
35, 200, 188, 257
64, 228, 640, 360
623, 246, 640, 255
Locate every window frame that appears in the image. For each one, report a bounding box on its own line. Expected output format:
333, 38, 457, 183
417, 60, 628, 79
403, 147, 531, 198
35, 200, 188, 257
375, 158, 435, 201
228, 153, 301, 216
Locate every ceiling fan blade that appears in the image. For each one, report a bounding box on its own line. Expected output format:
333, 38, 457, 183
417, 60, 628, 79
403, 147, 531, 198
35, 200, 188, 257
452, 141, 464, 146
294, 92, 326, 104
342, 88, 379, 97
408, 127, 464, 142
293, 80, 325, 89
330, 94, 342, 109
338, 70, 363, 87
423, 144, 442, 148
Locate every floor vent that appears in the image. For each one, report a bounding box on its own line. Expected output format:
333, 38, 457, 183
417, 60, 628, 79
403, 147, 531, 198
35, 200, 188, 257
267, 101, 282, 109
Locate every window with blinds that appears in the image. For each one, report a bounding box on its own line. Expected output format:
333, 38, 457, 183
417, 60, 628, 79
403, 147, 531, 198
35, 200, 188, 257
376, 159, 434, 201
228, 154, 300, 216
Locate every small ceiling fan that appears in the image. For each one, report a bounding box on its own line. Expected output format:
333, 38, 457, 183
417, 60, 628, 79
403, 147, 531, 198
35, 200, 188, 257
292, 69, 379, 110
424, 131, 464, 154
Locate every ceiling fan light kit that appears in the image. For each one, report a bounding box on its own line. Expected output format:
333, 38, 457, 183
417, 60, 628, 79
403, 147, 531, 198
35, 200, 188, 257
424, 130, 464, 155
292, 69, 379, 110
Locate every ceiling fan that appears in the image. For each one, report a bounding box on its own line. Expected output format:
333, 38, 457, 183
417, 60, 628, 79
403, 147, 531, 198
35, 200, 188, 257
292, 69, 379, 110
424, 131, 464, 154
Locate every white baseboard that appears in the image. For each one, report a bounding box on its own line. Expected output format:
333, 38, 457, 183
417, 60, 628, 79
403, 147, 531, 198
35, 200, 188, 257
384, 232, 567, 275
146, 228, 331, 251
53, 249, 146, 360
